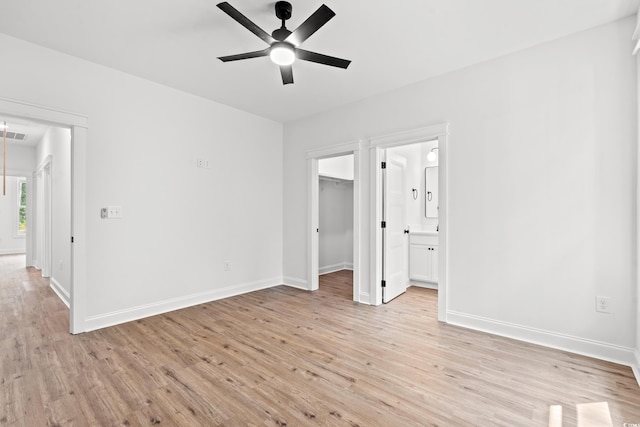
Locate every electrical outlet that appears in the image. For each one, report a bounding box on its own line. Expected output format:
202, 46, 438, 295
596, 296, 610, 313
223, 261, 231, 271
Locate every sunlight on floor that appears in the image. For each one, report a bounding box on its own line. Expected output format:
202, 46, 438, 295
549, 402, 613, 427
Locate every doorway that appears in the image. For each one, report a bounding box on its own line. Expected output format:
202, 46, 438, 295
318, 154, 354, 298
0, 97, 87, 333
370, 124, 448, 321
2, 117, 71, 308
381, 140, 439, 303
307, 141, 363, 301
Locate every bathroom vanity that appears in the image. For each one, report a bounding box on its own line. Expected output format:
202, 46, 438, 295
409, 231, 438, 288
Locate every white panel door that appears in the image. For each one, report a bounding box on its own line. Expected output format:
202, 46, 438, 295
383, 151, 408, 302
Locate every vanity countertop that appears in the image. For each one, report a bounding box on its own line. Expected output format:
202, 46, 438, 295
410, 230, 438, 236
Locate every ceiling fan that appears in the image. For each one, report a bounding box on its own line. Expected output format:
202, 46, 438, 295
216, 1, 351, 85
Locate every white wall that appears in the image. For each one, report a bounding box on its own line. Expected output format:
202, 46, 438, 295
319, 154, 354, 180
7, 144, 36, 174
36, 126, 71, 296
283, 18, 637, 363
0, 176, 26, 254
319, 178, 353, 274
0, 33, 283, 330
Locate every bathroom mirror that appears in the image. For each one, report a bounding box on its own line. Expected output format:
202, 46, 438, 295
425, 166, 438, 218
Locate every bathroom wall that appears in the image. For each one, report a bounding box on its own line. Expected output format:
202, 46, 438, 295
421, 141, 439, 232
387, 141, 439, 232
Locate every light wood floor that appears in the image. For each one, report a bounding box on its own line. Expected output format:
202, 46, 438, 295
2, 258, 639, 426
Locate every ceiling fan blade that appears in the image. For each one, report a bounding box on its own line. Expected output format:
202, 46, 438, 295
217, 2, 275, 45
297, 49, 351, 69
218, 48, 270, 62
280, 65, 294, 85
285, 4, 335, 46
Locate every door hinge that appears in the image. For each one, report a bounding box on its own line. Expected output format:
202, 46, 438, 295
71, 236, 74, 243
381, 221, 386, 228
381, 280, 386, 288
381, 161, 386, 169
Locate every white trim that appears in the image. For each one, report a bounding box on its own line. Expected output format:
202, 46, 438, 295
411, 282, 438, 290
319, 262, 353, 275
308, 158, 319, 291
0, 97, 88, 128
0, 249, 26, 255
307, 140, 364, 302
632, 350, 640, 387
283, 276, 308, 290
359, 292, 371, 305
33, 158, 52, 278
633, 8, 640, 42
34, 155, 53, 174
84, 277, 282, 332
0, 98, 87, 334
369, 124, 449, 148
634, 39, 640, 56
50, 277, 70, 308
447, 311, 638, 368
70, 126, 87, 333
306, 140, 361, 159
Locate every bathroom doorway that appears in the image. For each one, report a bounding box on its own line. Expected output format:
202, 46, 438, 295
382, 140, 439, 303
370, 123, 448, 321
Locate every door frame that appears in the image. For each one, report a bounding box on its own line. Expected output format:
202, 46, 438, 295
0, 97, 87, 334
369, 123, 449, 321
33, 156, 52, 278
307, 140, 364, 301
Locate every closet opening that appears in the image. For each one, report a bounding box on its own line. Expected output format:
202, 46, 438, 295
318, 154, 354, 300
307, 141, 362, 302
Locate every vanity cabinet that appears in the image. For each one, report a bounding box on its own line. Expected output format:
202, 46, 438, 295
409, 233, 438, 283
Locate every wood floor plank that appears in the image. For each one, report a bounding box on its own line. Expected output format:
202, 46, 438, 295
1, 258, 639, 426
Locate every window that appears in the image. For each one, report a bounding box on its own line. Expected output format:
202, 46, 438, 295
17, 178, 26, 235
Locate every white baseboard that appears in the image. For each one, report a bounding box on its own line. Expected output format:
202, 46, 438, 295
283, 276, 308, 290
84, 276, 282, 332
359, 292, 371, 305
632, 349, 640, 388
50, 277, 70, 308
0, 249, 26, 255
447, 311, 637, 369
411, 281, 438, 290
319, 262, 353, 275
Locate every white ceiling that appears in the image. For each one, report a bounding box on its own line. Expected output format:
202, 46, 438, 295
0, 0, 637, 123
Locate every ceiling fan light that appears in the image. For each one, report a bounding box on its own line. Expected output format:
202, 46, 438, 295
270, 42, 296, 66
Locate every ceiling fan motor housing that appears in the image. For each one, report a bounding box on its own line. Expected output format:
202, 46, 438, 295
273, 1, 293, 41
275, 1, 292, 21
